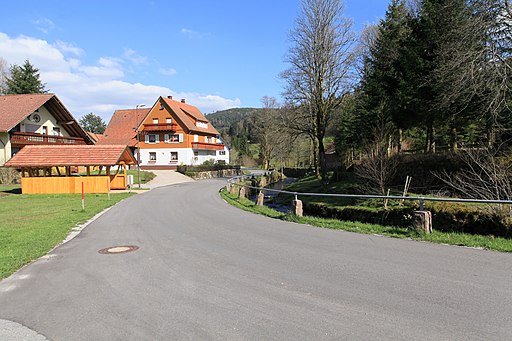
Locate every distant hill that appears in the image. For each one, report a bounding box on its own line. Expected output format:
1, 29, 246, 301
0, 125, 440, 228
207, 107, 263, 136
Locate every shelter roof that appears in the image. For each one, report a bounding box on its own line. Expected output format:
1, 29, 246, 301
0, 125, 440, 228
5, 145, 136, 167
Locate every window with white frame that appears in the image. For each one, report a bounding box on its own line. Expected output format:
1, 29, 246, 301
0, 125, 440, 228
196, 121, 208, 128
166, 118, 172, 123
52, 127, 61, 136
149, 152, 157, 161
146, 134, 159, 144
170, 152, 178, 162
219, 150, 226, 156
153, 118, 158, 124
166, 134, 181, 143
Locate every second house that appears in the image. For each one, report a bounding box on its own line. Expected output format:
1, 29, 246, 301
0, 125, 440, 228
102, 96, 229, 169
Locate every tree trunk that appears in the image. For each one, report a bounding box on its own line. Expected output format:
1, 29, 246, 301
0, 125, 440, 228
397, 128, 403, 154
450, 126, 458, 152
426, 123, 436, 153
312, 136, 319, 176
318, 138, 326, 180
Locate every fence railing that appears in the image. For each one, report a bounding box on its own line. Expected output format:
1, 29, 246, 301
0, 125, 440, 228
227, 174, 512, 210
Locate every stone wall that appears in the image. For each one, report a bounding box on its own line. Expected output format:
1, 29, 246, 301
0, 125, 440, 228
188, 168, 242, 180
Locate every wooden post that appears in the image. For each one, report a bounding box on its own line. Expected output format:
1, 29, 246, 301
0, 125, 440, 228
86, 166, 90, 176
81, 182, 85, 210
66, 166, 71, 176
414, 211, 432, 233
56, 166, 62, 176
257, 191, 265, 206
98, 166, 103, 175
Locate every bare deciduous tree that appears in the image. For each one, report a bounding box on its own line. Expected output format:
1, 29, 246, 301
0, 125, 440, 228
435, 145, 512, 222
0, 57, 8, 95
253, 96, 282, 170
281, 0, 355, 179
354, 111, 399, 195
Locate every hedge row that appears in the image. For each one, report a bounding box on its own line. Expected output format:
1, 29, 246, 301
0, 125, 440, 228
304, 201, 512, 238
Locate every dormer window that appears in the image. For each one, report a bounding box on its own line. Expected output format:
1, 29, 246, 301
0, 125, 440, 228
196, 121, 208, 128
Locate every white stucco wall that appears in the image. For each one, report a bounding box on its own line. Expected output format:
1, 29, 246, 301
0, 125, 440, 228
0, 132, 11, 166
19, 105, 70, 136
137, 147, 230, 167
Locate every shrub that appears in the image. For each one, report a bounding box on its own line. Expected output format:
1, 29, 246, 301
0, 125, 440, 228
0, 167, 21, 184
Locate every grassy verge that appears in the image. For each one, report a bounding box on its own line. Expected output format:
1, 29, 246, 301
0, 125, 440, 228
221, 188, 512, 252
0, 192, 134, 280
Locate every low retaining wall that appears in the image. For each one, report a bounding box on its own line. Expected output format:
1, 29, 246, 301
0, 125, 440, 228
188, 169, 242, 180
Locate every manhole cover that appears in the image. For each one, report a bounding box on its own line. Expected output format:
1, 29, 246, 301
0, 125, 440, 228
98, 245, 139, 254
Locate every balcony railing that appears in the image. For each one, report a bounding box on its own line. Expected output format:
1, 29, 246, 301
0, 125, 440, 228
10, 132, 87, 145
192, 142, 225, 151
143, 123, 177, 132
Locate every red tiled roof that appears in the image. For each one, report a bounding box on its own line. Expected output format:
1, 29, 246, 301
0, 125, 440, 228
5, 145, 136, 167
99, 108, 150, 146
0, 94, 54, 132
161, 97, 220, 135
87, 132, 104, 143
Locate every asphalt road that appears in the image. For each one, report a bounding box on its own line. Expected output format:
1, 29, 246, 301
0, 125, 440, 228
1, 179, 512, 340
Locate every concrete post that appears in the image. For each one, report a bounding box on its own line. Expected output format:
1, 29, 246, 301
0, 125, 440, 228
257, 191, 265, 206
414, 211, 432, 233
293, 199, 303, 217
239, 186, 246, 199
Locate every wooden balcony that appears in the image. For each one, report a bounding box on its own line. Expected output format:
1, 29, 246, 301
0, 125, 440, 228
10, 132, 87, 146
192, 142, 225, 151
143, 123, 177, 132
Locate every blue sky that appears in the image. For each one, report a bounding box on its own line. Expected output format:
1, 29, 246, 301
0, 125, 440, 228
0, 0, 390, 120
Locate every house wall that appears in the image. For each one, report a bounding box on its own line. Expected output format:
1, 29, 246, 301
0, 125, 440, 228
19, 105, 71, 136
0, 133, 11, 166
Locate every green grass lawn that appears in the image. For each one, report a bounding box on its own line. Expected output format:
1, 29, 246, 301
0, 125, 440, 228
221, 188, 512, 252
0, 191, 134, 280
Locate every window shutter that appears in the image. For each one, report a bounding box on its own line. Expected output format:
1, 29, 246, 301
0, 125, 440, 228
164, 134, 169, 143
194, 134, 198, 142
155, 134, 160, 143
204, 136, 208, 142
145, 134, 149, 143
179, 134, 184, 142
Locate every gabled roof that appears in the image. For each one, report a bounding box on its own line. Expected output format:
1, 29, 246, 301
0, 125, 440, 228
99, 108, 150, 146
5, 145, 136, 167
87, 132, 104, 143
160, 97, 220, 135
0, 94, 93, 144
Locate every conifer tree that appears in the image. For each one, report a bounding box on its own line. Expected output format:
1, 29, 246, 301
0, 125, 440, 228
6, 60, 47, 94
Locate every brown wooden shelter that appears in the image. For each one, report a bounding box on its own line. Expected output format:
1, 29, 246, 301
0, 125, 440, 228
5, 145, 136, 194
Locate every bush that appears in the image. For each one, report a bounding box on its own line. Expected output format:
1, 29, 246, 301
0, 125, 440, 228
0, 167, 21, 184
303, 200, 512, 238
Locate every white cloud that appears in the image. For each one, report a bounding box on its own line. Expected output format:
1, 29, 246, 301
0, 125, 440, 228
54, 41, 84, 56
159, 67, 177, 76
32, 17, 56, 34
122, 48, 147, 65
0, 32, 239, 120
180, 28, 210, 39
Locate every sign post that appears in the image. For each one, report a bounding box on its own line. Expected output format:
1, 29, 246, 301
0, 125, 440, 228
81, 182, 85, 210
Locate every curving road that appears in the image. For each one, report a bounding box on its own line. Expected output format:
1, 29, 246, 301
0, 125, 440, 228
1, 179, 512, 340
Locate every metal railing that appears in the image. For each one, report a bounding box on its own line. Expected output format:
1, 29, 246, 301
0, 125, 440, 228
227, 174, 512, 210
